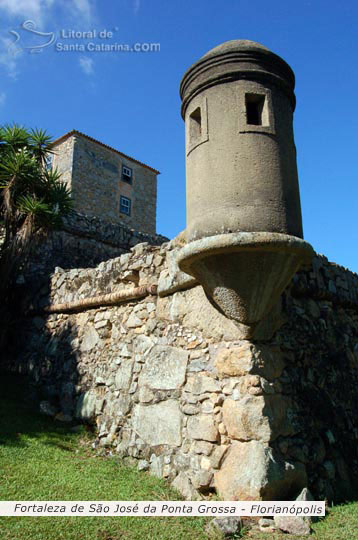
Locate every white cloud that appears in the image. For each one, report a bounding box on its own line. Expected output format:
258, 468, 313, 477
133, 0, 140, 15
0, 0, 95, 24
0, 0, 54, 24
79, 56, 94, 75
0, 0, 96, 78
0, 35, 22, 78
0, 91, 6, 105
71, 0, 94, 23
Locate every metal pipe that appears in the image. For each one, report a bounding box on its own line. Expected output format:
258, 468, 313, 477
40, 284, 157, 314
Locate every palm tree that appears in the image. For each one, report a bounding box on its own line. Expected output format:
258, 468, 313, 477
0, 124, 73, 329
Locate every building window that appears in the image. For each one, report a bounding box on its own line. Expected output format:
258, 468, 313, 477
245, 93, 267, 126
122, 165, 132, 184
239, 89, 275, 135
186, 97, 209, 156
120, 195, 131, 216
45, 154, 53, 171
189, 107, 202, 145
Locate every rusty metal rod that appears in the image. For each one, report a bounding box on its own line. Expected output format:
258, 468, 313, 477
41, 284, 157, 314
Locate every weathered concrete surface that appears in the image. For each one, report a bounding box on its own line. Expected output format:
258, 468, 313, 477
179, 39, 314, 331
180, 40, 302, 241
178, 232, 314, 329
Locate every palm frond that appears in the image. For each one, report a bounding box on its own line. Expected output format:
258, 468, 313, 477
17, 194, 51, 216
0, 149, 38, 188
0, 124, 30, 153
17, 194, 60, 229
46, 182, 73, 215
29, 128, 54, 165
41, 166, 63, 186
39, 168, 73, 218
0, 122, 73, 299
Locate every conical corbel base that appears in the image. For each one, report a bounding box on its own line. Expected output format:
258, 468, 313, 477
177, 232, 314, 329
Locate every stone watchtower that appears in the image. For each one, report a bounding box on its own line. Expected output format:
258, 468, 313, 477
178, 40, 314, 336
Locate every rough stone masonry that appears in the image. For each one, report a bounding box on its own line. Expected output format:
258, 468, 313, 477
8, 238, 358, 502
5, 39, 358, 505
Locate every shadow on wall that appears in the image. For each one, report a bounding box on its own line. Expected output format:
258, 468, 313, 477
4, 309, 82, 428
273, 287, 358, 503
25, 229, 128, 277
0, 371, 84, 450
3, 243, 358, 504
22, 211, 168, 279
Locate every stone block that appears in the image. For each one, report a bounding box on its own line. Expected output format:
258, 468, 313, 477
75, 391, 97, 420
80, 326, 100, 352
115, 359, 133, 390
215, 342, 285, 380
222, 395, 294, 442
190, 470, 213, 490
274, 516, 311, 535
126, 313, 142, 328
139, 345, 188, 390
210, 445, 229, 469
117, 394, 131, 416
192, 440, 214, 455
138, 386, 154, 403
133, 335, 154, 356
184, 373, 221, 394
207, 517, 242, 538
171, 472, 198, 499
157, 249, 197, 296
133, 400, 182, 446
215, 440, 307, 500
187, 414, 218, 442
157, 286, 242, 341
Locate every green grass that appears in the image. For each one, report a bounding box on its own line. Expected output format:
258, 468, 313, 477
311, 502, 358, 539
1, 373, 358, 540
0, 373, 211, 540
243, 500, 358, 539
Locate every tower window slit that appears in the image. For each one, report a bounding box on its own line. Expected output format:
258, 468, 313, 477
189, 107, 202, 143
245, 93, 266, 126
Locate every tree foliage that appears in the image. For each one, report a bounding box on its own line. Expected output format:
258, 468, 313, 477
0, 124, 73, 305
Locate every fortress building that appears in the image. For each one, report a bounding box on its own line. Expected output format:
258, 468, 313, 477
178, 39, 313, 336
24, 130, 166, 275
9, 41, 358, 509
51, 130, 159, 236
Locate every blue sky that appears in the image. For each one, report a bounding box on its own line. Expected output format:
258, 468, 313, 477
0, 0, 357, 271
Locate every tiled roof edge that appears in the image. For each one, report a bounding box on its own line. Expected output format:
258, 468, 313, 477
51, 130, 160, 174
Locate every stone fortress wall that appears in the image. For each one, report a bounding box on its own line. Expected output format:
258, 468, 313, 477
8, 240, 358, 503
5, 38, 358, 508
26, 211, 168, 276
